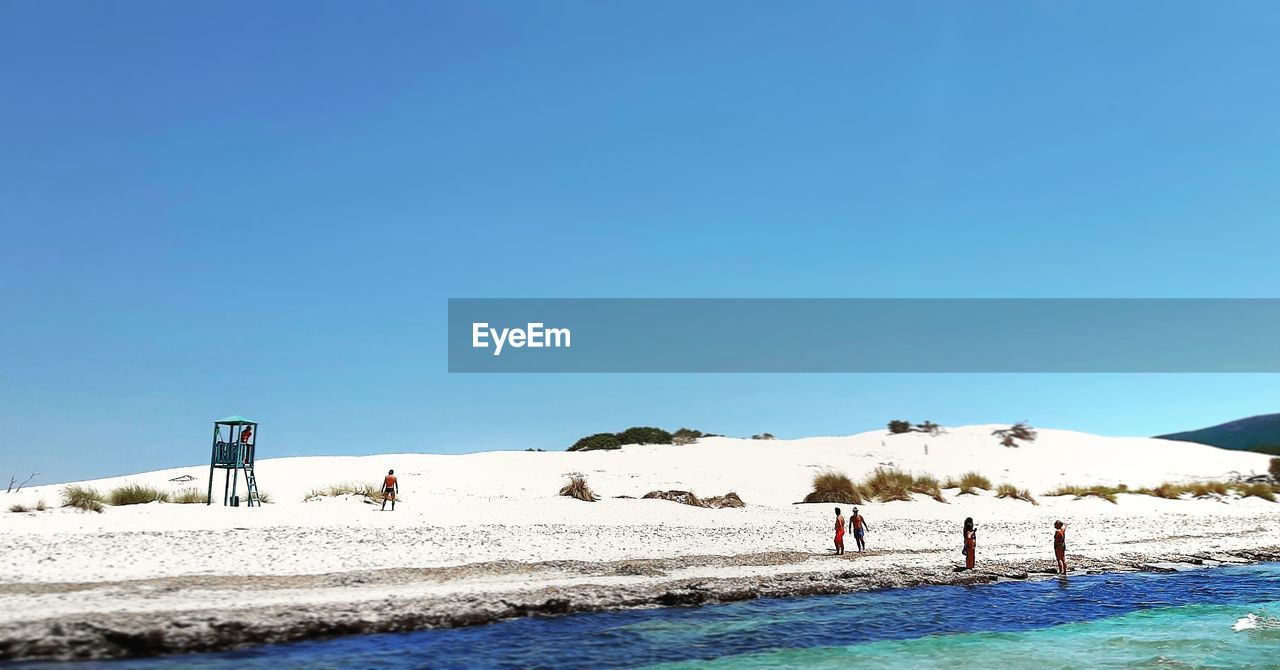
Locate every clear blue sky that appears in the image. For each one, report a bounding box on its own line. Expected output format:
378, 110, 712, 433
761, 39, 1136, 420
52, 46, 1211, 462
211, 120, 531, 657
3, 2, 1279, 483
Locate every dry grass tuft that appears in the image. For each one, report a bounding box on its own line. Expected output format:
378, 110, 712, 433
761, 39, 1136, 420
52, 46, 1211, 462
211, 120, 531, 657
995, 483, 1038, 505
909, 473, 947, 503
1232, 482, 1277, 502
1188, 481, 1229, 498
1045, 484, 1120, 504
703, 492, 746, 508
944, 472, 992, 495
62, 485, 106, 513
862, 467, 914, 502
8, 504, 29, 513
642, 490, 704, 506
107, 483, 171, 506
559, 473, 599, 502
171, 488, 207, 504
303, 482, 386, 504
804, 470, 865, 504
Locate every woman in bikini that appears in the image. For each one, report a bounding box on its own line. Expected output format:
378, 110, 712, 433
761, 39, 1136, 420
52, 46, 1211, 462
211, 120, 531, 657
833, 507, 846, 555
963, 517, 977, 570
1054, 520, 1067, 574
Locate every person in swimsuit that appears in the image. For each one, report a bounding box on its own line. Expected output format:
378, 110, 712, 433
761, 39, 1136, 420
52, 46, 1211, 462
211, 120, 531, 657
963, 517, 977, 570
1053, 520, 1067, 574
848, 507, 869, 553
381, 469, 399, 511
833, 507, 846, 555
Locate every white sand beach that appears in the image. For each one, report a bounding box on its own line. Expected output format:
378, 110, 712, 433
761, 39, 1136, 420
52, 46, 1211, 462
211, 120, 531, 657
2, 426, 1279, 660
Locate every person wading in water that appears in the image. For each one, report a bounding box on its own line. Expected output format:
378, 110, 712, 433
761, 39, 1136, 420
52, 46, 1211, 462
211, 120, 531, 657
1054, 520, 1067, 574
833, 507, 846, 555
963, 517, 977, 570
847, 507, 869, 553
381, 469, 399, 511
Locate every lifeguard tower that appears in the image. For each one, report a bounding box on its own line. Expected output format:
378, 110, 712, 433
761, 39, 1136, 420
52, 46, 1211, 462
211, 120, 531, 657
207, 416, 261, 507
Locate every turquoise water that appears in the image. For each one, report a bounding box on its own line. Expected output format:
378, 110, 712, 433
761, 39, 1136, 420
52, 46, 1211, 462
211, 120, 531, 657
28, 563, 1280, 669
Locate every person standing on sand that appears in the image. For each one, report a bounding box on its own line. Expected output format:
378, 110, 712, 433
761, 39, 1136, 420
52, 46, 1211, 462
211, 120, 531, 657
381, 469, 399, 511
1054, 520, 1067, 574
963, 517, 977, 570
833, 507, 846, 555
848, 507, 869, 553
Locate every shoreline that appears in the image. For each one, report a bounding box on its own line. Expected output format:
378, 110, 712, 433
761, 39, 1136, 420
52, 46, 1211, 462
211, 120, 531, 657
4, 545, 1279, 662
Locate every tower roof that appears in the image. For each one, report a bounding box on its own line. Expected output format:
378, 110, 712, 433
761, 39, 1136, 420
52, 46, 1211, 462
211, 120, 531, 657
214, 415, 258, 425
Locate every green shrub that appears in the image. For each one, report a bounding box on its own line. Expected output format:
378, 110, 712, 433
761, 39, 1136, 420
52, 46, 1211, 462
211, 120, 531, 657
995, 483, 1038, 505
568, 432, 622, 452
993, 422, 1038, 447
617, 426, 673, 446
108, 483, 171, 506
671, 428, 707, 446
887, 420, 912, 434
804, 470, 864, 504
559, 473, 599, 502
62, 485, 106, 513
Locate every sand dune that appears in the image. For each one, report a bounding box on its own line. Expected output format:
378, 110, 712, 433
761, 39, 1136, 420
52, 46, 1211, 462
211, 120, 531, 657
2, 426, 1277, 660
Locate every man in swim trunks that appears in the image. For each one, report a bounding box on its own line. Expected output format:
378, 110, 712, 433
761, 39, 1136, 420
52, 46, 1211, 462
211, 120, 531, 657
381, 469, 399, 511
847, 507, 869, 552
1053, 520, 1067, 574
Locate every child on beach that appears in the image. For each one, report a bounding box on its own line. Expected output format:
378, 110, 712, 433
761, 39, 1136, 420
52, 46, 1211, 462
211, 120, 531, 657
381, 469, 399, 511
1054, 520, 1067, 574
847, 507, 869, 553
833, 507, 846, 555
963, 517, 977, 570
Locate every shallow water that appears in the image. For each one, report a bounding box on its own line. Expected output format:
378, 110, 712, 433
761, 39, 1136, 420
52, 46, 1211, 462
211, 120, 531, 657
27, 563, 1280, 669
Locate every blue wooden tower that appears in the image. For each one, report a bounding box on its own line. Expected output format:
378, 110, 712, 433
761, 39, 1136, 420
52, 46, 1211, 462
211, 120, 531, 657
207, 415, 261, 507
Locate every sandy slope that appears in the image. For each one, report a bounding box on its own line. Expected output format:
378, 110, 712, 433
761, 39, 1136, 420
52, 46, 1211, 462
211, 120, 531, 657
1, 426, 1278, 660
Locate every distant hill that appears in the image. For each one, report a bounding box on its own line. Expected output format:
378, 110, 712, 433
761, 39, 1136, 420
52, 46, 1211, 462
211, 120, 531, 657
1157, 414, 1280, 456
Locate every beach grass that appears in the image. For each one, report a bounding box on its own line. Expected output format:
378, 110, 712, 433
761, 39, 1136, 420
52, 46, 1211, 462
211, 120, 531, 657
804, 470, 865, 504
862, 468, 946, 503
171, 488, 207, 504
1132, 481, 1277, 502
62, 485, 106, 513
908, 473, 947, 502
1045, 484, 1120, 503
1232, 482, 1277, 502
944, 472, 992, 495
559, 473, 599, 502
996, 483, 1038, 505
8, 504, 28, 513
304, 482, 386, 503
107, 483, 171, 506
